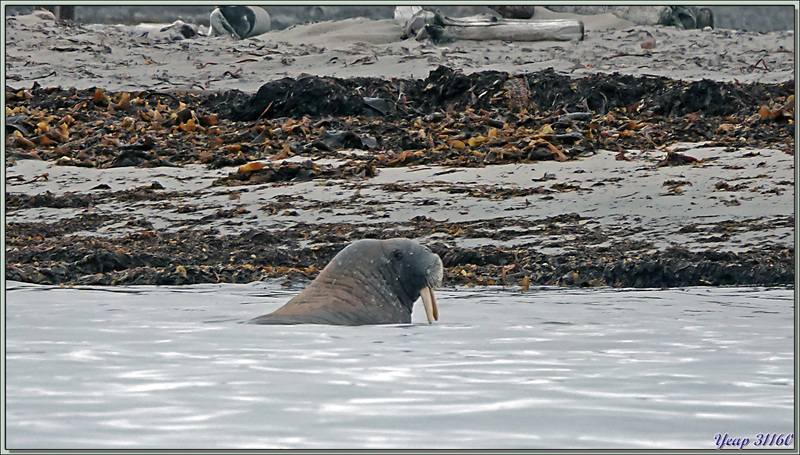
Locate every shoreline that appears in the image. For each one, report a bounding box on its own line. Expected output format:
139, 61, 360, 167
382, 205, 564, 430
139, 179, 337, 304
4, 13, 795, 289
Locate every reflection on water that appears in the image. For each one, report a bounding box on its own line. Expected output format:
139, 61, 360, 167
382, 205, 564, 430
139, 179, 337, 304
5, 282, 794, 449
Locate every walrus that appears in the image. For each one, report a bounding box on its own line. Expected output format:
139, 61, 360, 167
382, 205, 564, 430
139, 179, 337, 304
250, 238, 443, 325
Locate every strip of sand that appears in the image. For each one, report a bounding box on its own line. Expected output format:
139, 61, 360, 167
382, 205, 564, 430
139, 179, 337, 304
5, 11, 794, 94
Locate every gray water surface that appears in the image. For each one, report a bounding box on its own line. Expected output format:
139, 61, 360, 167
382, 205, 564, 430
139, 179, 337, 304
4, 282, 794, 449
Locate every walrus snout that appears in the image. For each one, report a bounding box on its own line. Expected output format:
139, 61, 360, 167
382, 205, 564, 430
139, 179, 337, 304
250, 238, 444, 325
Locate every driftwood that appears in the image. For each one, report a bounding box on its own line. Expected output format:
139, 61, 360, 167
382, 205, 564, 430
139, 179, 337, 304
414, 10, 584, 43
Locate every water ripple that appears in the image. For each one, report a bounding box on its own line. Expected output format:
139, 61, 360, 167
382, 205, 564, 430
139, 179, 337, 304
4, 282, 794, 450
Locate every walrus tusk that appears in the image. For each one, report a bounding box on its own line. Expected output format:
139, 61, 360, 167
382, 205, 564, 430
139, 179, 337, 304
420, 286, 438, 324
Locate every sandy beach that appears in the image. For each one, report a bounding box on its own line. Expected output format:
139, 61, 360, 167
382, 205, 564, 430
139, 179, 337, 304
4, 8, 795, 288
5, 8, 794, 91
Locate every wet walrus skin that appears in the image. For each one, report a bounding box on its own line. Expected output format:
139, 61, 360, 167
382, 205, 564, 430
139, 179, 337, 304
250, 238, 444, 326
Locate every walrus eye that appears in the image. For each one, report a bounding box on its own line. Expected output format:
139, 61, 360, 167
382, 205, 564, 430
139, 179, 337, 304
393, 249, 403, 261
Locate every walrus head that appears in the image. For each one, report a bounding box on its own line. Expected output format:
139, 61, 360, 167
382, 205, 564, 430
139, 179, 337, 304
250, 238, 444, 325
378, 238, 443, 323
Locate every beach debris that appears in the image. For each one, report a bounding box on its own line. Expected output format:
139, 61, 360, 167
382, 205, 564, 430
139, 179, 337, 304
394, 6, 422, 27
408, 9, 584, 43
757, 98, 794, 121
3, 68, 791, 180
520, 275, 530, 292
714, 181, 749, 192
504, 77, 532, 112
363, 97, 396, 116
160, 20, 198, 40
319, 130, 367, 149
661, 179, 692, 195
741, 58, 771, 73
230, 75, 381, 121
657, 6, 714, 29
5, 173, 49, 185
640, 32, 657, 49
395, 6, 433, 39
6, 115, 34, 136
657, 151, 702, 167
488, 6, 535, 20
238, 162, 266, 173
745, 97, 794, 125
209, 6, 271, 40
5, 174, 794, 289
213, 160, 375, 187
32, 8, 57, 21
